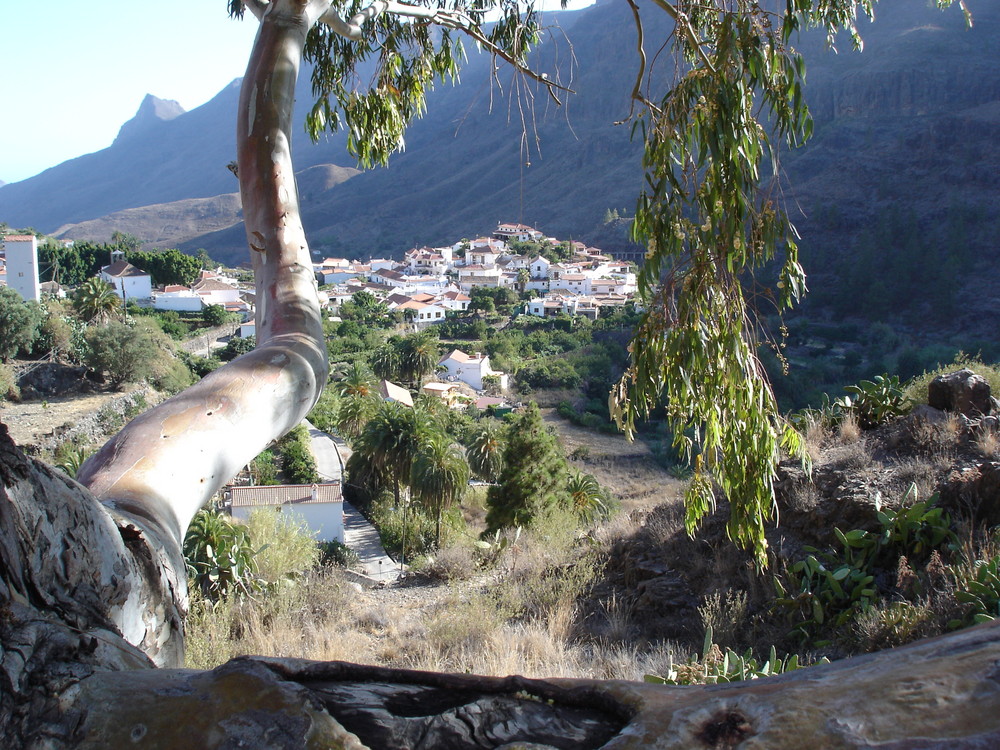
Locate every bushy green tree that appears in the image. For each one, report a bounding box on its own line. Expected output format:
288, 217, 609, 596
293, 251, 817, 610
202, 304, 238, 327
0, 287, 43, 361
84, 319, 173, 388
218, 335, 255, 362
127, 249, 202, 287
485, 403, 570, 532
39, 241, 108, 286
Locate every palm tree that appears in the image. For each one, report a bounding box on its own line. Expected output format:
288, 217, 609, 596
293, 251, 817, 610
567, 471, 609, 523
351, 400, 429, 509
74, 278, 121, 322
466, 419, 505, 482
411, 430, 470, 546
516, 267, 530, 294
337, 362, 376, 398
371, 341, 402, 383
335, 392, 377, 441
400, 330, 440, 389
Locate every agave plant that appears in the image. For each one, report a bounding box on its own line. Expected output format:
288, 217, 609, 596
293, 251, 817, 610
183, 508, 262, 600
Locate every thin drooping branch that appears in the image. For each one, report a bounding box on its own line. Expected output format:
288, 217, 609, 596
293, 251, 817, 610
320, 0, 574, 101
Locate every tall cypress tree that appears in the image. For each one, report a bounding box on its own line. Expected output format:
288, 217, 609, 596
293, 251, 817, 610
485, 403, 570, 532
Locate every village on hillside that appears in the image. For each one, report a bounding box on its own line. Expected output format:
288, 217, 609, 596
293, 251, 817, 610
0, 223, 638, 398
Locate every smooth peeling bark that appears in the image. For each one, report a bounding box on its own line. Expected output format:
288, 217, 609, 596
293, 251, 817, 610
73, 0, 329, 665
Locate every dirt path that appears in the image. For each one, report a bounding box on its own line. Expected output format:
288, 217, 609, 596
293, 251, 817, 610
0, 391, 129, 449
541, 409, 685, 513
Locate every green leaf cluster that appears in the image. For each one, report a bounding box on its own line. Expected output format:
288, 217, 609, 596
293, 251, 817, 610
644, 626, 827, 686
184, 508, 262, 600
836, 374, 912, 429
954, 554, 1000, 627
774, 490, 955, 642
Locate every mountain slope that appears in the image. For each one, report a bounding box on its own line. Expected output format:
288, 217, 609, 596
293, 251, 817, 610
0, 0, 996, 281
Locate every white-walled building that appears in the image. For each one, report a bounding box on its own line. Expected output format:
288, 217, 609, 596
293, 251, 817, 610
493, 223, 544, 243
438, 349, 509, 391
100, 254, 152, 300
405, 247, 452, 275
3, 234, 41, 301
549, 273, 590, 295
228, 483, 344, 543
435, 289, 471, 312
152, 284, 204, 312
192, 277, 241, 306
396, 299, 448, 325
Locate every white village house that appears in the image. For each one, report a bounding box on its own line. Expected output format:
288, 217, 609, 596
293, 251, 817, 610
99, 253, 152, 301
227, 482, 344, 543
438, 349, 509, 391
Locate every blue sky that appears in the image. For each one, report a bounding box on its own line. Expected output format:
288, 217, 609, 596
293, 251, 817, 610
0, 1, 594, 186
0, 3, 259, 184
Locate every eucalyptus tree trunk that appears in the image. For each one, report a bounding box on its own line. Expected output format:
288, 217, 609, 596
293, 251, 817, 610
3, 0, 1000, 746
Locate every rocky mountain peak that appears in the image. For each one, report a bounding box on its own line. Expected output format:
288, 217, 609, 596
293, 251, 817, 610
114, 94, 186, 143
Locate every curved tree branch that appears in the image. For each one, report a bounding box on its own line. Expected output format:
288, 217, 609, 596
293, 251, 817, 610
73, 0, 329, 664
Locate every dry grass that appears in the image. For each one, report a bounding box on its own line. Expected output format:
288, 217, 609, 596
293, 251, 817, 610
542, 409, 687, 513
975, 428, 1000, 459
183, 505, 689, 682
802, 415, 830, 465
836, 413, 862, 445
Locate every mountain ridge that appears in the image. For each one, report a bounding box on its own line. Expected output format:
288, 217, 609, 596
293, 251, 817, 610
0, 0, 996, 294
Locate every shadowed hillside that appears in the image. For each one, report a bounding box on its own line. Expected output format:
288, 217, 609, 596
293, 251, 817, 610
0, 0, 996, 297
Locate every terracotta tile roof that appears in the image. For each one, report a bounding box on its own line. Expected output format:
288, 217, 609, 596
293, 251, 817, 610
3, 234, 36, 242
440, 349, 483, 365
229, 482, 342, 508
396, 300, 427, 310
192, 278, 237, 292
102, 260, 147, 278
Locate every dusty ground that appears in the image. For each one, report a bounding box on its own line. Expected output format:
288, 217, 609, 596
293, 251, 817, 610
0, 391, 126, 449
541, 409, 685, 513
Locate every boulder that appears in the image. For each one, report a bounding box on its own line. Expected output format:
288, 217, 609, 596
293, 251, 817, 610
927, 369, 993, 416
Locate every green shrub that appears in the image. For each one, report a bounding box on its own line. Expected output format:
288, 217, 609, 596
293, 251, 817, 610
644, 627, 827, 685
319, 540, 360, 569
775, 490, 956, 643
245, 509, 320, 585
277, 425, 318, 484
219, 335, 256, 362
953, 553, 1000, 627
837, 374, 912, 429
250, 449, 279, 485
370, 496, 436, 560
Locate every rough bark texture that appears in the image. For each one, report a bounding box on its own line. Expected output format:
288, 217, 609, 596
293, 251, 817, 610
5, 1, 1000, 747
55, 625, 1000, 748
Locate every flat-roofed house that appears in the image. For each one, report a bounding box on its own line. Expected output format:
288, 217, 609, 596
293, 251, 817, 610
438, 349, 509, 391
